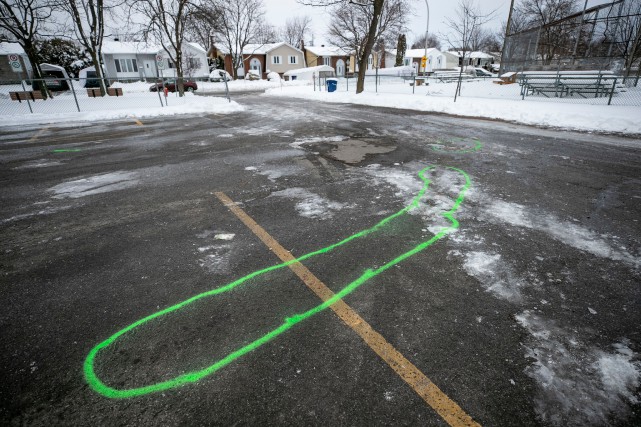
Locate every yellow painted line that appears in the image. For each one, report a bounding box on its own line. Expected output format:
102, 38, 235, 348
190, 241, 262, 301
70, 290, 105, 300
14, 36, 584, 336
29, 127, 48, 142
134, 119, 144, 126
214, 191, 480, 427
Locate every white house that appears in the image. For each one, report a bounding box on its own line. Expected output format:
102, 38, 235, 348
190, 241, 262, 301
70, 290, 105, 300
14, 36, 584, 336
384, 48, 445, 74
443, 51, 461, 69
446, 51, 495, 69
101, 40, 209, 81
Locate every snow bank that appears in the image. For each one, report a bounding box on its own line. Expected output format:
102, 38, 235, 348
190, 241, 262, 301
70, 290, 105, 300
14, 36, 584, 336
0, 92, 244, 127
264, 84, 641, 135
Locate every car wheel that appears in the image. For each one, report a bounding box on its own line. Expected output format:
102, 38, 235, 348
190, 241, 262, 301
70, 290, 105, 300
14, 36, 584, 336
187, 87, 194, 92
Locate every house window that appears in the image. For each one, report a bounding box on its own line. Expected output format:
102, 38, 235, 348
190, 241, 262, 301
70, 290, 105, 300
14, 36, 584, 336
272, 55, 281, 64
323, 57, 331, 66
289, 55, 297, 64
114, 58, 138, 73
187, 57, 199, 69
168, 60, 175, 69
403, 58, 410, 66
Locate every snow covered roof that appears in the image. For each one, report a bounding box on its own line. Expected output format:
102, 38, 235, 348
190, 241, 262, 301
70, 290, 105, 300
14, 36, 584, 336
186, 42, 207, 54
217, 42, 303, 55
0, 42, 26, 56
101, 41, 160, 55
389, 48, 441, 58
306, 45, 349, 57
448, 50, 494, 59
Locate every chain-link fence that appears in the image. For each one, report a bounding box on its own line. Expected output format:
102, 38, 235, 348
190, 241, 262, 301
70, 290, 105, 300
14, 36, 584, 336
311, 69, 641, 106
502, 0, 641, 80
0, 77, 230, 117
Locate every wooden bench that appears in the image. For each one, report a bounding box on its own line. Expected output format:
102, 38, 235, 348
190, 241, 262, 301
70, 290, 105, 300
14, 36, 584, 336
9, 91, 44, 102
87, 87, 124, 97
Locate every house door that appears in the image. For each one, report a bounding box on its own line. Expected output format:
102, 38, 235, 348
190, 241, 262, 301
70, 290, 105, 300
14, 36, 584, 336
143, 60, 156, 78
250, 58, 261, 77
336, 59, 345, 77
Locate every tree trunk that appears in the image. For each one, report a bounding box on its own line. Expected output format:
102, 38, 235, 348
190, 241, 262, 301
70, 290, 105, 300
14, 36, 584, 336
356, 0, 384, 94
23, 41, 49, 100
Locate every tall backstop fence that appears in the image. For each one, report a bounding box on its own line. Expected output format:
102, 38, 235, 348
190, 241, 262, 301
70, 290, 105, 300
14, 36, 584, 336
501, 0, 641, 81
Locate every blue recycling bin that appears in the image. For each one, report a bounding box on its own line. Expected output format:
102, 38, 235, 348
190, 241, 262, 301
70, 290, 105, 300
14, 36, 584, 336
326, 79, 337, 92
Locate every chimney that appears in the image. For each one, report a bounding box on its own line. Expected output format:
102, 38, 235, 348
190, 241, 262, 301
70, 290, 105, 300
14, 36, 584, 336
300, 39, 305, 51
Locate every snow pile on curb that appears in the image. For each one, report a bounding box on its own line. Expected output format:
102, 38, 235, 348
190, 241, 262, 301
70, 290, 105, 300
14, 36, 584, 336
264, 85, 641, 134
0, 94, 244, 127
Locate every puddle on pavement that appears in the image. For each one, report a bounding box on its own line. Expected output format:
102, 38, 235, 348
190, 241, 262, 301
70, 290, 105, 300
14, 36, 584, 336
304, 138, 397, 165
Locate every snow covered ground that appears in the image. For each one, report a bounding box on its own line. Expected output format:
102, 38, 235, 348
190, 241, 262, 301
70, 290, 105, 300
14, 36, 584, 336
265, 78, 641, 135
2, 76, 640, 134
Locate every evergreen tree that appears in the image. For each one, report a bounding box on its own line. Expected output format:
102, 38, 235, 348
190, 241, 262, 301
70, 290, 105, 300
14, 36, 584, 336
395, 34, 406, 66
36, 38, 92, 77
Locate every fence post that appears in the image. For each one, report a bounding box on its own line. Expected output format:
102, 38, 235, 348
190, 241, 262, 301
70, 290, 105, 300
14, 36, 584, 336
156, 79, 164, 107
20, 73, 33, 114
607, 77, 616, 105
413, 75, 416, 94
224, 76, 230, 102
69, 77, 81, 112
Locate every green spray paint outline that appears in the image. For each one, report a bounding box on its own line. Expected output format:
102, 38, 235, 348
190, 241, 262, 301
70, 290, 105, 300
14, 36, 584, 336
84, 165, 471, 399
430, 138, 483, 154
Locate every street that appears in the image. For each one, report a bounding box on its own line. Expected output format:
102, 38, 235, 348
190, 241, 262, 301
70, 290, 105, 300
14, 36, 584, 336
1, 94, 640, 426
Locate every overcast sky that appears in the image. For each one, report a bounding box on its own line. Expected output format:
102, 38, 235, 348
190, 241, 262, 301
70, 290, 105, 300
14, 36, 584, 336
263, 0, 512, 47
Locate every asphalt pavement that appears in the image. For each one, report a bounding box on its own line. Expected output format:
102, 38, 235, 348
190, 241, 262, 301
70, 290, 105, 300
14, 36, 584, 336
1, 94, 640, 426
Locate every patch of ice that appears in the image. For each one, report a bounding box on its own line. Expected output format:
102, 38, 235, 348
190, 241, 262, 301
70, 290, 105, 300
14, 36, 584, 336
463, 252, 524, 302
214, 233, 235, 240
198, 244, 231, 274
50, 171, 138, 199
384, 391, 393, 401
270, 187, 348, 220
245, 166, 257, 171
481, 198, 640, 267
14, 160, 62, 169
516, 311, 641, 426
289, 135, 348, 148
0, 205, 73, 224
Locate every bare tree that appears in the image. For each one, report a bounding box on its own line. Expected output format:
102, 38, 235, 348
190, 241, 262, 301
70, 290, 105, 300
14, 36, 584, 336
185, 4, 219, 53
308, 0, 408, 93
0, 0, 54, 98
443, 0, 496, 100
182, 50, 201, 78
280, 15, 312, 48
211, 0, 264, 79
58, 0, 115, 95
130, 0, 192, 96
252, 18, 277, 43
411, 33, 441, 50
517, 0, 578, 63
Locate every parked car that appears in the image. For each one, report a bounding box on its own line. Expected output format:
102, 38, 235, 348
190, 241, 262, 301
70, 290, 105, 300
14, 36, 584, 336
82, 69, 109, 88
32, 73, 70, 91
209, 69, 231, 82
149, 80, 198, 92
472, 68, 496, 78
